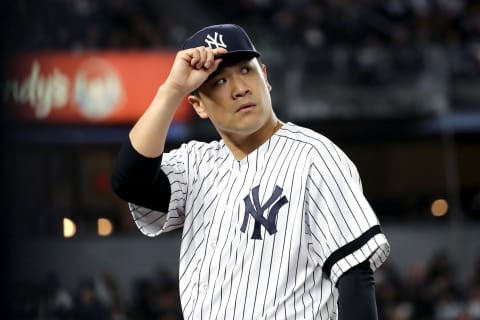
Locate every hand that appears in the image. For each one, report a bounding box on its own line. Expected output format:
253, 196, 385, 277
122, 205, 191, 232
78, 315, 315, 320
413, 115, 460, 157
164, 46, 227, 97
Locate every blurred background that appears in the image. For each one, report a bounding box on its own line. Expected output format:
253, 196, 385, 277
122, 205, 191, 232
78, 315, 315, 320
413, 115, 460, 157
1, 0, 479, 319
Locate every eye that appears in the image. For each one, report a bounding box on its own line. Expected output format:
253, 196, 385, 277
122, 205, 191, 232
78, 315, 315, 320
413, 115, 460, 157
241, 66, 250, 74
214, 78, 226, 86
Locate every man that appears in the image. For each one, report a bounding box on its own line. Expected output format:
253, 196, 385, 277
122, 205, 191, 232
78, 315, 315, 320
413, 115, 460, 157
112, 24, 390, 319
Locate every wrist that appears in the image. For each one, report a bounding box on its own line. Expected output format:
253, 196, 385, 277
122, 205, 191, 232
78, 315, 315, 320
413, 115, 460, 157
160, 80, 190, 99
149, 83, 187, 113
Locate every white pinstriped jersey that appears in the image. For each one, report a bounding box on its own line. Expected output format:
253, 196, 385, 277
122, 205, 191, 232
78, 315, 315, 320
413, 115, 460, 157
129, 122, 390, 320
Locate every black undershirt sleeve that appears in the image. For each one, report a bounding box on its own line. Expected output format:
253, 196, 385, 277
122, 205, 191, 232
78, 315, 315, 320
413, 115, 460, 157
337, 260, 378, 320
111, 138, 171, 212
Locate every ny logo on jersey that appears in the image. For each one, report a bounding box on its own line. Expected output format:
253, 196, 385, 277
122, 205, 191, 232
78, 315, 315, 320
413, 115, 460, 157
204, 32, 227, 49
240, 185, 288, 240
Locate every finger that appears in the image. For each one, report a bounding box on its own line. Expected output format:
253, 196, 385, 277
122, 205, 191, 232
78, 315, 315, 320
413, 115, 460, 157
203, 48, 215, 69
196, 47, 208, 69
189, 48, 202, 68
213, 47, 228, 57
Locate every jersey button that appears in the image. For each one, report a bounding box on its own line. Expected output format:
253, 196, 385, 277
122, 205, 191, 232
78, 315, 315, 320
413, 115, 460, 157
210, 242, 216, 249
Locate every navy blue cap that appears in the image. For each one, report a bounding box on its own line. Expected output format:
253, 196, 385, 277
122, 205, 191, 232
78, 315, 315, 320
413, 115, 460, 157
182, 24, 260, 58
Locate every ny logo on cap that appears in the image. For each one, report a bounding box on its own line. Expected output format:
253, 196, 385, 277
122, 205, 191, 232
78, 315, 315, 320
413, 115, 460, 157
205, 32, 227, 49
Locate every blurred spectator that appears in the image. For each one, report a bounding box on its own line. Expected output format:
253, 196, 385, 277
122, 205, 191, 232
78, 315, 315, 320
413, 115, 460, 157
129, 267, 182, 320
425, 250, 462, 301
375, 261, 404, 319
73, 277, 109, 320
151, 267, 182, 319
39, 272, 74, 320
403, 263, 434, 319
467, 285, 480, 320
94, 272, 127, 320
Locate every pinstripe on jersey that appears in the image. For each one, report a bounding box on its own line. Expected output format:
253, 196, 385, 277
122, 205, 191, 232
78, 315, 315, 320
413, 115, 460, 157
129, 122, 390, 320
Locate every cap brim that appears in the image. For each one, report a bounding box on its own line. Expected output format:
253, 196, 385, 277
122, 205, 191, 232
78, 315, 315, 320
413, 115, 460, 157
215, 50, 260, 60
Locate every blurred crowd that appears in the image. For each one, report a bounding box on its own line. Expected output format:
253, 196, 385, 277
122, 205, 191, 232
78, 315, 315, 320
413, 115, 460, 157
3, 0, 480, 49
10, 267, 183, 320
2, 1, 480, 320
7, 250, 480, 320
376, 251, 480, 320
2, 0, 480, 81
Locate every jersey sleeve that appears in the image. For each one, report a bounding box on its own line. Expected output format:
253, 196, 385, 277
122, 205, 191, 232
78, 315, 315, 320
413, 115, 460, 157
129, 144, 189, 237
305, 141, 390, 284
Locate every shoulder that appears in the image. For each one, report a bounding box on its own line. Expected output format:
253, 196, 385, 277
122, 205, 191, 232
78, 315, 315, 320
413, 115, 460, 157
184, 139, 224, 154
279, 122, 343, 157
162, 140, 225, 168
167, 139, 224, 155
280, 122, 358, 175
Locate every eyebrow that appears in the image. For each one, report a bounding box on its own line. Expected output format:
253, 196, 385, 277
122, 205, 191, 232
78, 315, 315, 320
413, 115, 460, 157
207, 58, 255, 81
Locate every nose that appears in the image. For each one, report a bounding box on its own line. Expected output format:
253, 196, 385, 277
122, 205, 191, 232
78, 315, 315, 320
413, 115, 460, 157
231, 78, 250, 99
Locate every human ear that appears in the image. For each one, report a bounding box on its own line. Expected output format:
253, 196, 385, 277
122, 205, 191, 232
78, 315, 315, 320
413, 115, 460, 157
188, 94, 209, 119
261, 64, 272, 91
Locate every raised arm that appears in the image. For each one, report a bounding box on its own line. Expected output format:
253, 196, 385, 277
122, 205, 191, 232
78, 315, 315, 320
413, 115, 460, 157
111, 47, 226, 211
129, 46, 227, 157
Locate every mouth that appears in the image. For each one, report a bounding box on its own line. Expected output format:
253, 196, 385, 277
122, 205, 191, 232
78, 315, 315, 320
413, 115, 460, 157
236, 103, 256, 113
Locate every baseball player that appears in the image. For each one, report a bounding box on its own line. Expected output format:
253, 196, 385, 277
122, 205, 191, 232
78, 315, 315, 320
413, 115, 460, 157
112, 24, 390, 319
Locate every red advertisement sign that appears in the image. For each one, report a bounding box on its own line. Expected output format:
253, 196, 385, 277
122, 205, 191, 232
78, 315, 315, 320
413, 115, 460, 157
3, 51, 192, 124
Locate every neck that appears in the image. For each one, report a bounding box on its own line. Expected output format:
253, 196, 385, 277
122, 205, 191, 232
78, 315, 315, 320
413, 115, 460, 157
222, 117, 283, 160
